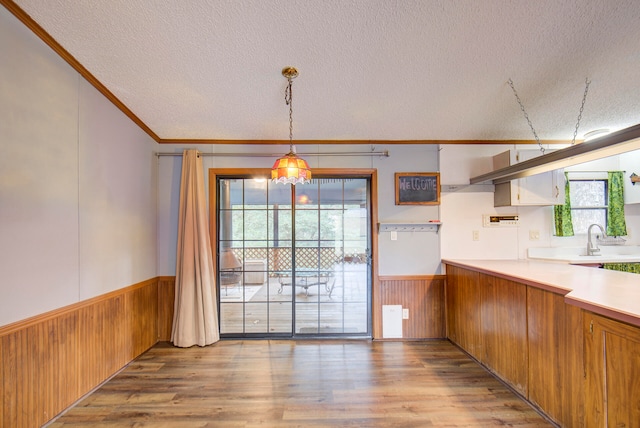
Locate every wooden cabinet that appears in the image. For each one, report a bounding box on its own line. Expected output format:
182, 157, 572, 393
493, 150, 565, 207
584, 312, 640, 427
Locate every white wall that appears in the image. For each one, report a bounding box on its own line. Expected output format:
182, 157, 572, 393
156, 144, 442, 276
440, 144, 528, 260
0, 7, 157, 326
439, 145, 639, 262
621, 149, 640, 205
624, 203, 640, 243
621, 149, 640, 241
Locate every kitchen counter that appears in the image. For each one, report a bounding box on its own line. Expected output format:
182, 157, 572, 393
527, 245, 640, 264
442, 258, 640, 328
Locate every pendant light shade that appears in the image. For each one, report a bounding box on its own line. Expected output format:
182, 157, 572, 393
271, 147, 312, 184
272, 66, 311, 185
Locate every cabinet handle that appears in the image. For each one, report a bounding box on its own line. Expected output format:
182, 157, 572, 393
555, 185, 560, 198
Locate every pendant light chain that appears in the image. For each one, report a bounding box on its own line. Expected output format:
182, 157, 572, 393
285, 76, 294, 151
507, 78, 591, 154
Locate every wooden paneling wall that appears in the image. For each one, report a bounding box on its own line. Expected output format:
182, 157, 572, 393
0, 273, 444, 427
160, 275, 444, 341
445, 266, 528, 395
158, 276, 176, 341
445, 266, 482, 354
377, 275, 446, 339
480, 273, 528, 395
528, 286, 584, 426
0, 278, 159, 428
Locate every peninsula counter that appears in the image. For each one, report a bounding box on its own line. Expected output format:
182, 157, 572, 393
442, 258, 639, 427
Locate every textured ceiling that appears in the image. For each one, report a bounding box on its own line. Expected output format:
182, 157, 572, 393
9, 0, 640, 142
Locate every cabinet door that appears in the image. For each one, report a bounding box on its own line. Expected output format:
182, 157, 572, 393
585, 313, 640, 427
514, 151, 563, 205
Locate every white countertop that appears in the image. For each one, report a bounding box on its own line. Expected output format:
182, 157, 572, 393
442, 258, 640, 328
527, 245, 640, 264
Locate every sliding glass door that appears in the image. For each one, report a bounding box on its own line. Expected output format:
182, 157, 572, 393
217, 176, 371, 338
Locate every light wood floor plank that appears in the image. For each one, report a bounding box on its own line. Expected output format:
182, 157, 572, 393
48, 340, 552, 427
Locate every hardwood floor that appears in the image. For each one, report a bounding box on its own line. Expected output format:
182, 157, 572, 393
48, 340, 552, 427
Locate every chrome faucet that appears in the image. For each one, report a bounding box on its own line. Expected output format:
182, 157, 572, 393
587, 224, 606, 256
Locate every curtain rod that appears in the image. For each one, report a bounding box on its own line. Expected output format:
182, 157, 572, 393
156, 151, 389, 158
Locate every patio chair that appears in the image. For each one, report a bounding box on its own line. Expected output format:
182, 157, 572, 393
219, 250, 242, 295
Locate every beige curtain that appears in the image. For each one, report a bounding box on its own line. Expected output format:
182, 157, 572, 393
171, 149, 219, 347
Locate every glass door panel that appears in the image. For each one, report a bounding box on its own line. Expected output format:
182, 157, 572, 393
218, 178, 293, 336
293, 178, 370, 336
218, 176, 370, 338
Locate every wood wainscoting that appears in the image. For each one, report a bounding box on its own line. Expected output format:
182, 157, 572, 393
0, 274, 444, 426
158, 275, 446, 341
376, 275, 446, 339
0, 278, 159, 428
157, 276, 176, 341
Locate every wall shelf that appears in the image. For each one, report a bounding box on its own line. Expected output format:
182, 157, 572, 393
378, 222, 442, 233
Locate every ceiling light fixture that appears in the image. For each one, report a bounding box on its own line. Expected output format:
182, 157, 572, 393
271, 66, 312, 185
583, 129, 610, 142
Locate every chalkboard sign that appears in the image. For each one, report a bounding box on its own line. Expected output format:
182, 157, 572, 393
395, 173, 440, 205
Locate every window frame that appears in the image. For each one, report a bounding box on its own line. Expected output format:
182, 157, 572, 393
568, 178, 608, 234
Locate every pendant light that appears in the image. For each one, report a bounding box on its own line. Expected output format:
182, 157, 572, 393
271, 66, 312, 185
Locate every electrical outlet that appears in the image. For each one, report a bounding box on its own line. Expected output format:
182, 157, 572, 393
472, 230, 480, 241
402, 308, 409, 319
529, 230, 540, 241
